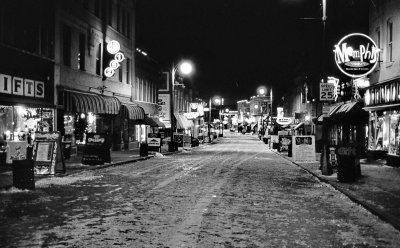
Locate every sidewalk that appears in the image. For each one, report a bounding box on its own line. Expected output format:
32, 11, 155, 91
0, 144, 183, 190
274, 149, 400, 231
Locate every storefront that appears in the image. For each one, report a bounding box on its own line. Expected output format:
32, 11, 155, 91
0, 45, 55, 163
59, 89, 121, 153
114, 101, 145, 150
325, 101, 368, 157
364, 80, 400, 166
174, 113, 193, 136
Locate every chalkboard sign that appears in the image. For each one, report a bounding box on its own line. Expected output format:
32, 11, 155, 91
82, 133, 111, 165
33, 132, 65, 175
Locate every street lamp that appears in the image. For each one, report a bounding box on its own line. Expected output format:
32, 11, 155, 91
208, 96, 222, 142
169, 60, 194, 152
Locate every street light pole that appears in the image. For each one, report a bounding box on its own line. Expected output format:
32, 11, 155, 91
169, 64, 176, 152
168, 61, 194, 152
208, 98, 212, 143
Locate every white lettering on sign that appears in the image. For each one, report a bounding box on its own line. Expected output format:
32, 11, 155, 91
320, 83, 335, 101
276, 117, 293, 125
337, 147, 357, 156
334, 43, 379, 65
13, 77, 24, 95
104, 41, 125, 78
24, 79, 35, 97
0, 74, 12, 94
107, 40, 120, 54
0, 73, 44, 98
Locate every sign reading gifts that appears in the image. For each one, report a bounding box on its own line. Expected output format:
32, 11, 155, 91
0, 73, 44, 98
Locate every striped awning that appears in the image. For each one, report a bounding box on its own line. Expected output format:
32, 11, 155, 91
120, 103, 145, 120
152, 117, 166, 128
174, 113, 193, 129
103, 96, 120, 114
64, 91, 105, 114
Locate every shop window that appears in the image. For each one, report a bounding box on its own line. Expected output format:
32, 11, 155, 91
376, 27, 381, 67
0, 106, 54, 142
108, 0, 113, 26
389, 113, 400, 156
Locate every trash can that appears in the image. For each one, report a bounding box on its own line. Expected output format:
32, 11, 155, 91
140, 143, 148, 157
62, 141, 72, 160
336, 145, 360, 183
12, 159, 35, 190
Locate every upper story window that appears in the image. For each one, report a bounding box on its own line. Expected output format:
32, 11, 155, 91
78, 33, 86, 71
0, 2, 54, 59
387, 19, 393, 62
376, 27, 381, 66
126, 58, 131, 84
63, 25, 71, 66
96, 43, 102, 75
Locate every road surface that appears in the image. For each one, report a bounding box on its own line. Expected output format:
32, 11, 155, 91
1, 134, 400, 247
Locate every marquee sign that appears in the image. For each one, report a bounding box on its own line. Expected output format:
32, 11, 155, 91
333, 33, 380, 78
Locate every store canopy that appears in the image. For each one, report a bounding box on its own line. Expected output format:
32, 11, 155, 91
120, 103, 145, 120
174, 113, 193, 129
65, 91, 105, 114
102, 96, 120, 114
152, 117, 166, 128
327, 101, 368, 124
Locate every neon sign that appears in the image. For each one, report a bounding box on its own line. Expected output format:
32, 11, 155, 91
333, 33, 380, 78
104, 40, 125, 78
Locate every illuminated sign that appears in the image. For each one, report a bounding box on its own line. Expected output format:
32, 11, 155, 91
333, 33, 380, 78
276, 117, 293, 126
0, 73, 44, 98
107, 40, 121, 54
104, 40, 125, 78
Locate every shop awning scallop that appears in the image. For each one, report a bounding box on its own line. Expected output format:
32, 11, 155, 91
120, 103, 145, 120
102, 96, 121, 114
65, 91, 105, 114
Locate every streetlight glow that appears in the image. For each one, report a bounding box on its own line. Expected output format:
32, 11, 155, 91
179, 61, 193, 75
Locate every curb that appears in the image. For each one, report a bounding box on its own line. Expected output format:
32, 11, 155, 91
272, 149, 400, 232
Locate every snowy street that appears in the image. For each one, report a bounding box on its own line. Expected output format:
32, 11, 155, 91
1, 134, 400, 247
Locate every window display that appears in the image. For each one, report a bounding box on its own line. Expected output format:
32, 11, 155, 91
0, 105, 54, 142
389, 113, 400, 155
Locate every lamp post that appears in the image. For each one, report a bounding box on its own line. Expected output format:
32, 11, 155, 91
169, 61, 193, 152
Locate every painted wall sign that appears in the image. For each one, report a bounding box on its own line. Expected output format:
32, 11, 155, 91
0, 74, 44, 98
333, 33, 380, 78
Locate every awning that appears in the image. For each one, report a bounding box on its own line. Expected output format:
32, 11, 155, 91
64, 91, 105, 114
174, 113, 193, 129
152, 117, 166, 128
120, 103, 145, 120
102, 95, 120, 114
293, 122, 304, 130
328, 101, 368, 124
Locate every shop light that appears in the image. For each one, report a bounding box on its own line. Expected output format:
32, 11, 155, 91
80, 113, 86, 119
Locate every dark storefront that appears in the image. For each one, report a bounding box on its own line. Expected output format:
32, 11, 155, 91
325, 101, 369, 157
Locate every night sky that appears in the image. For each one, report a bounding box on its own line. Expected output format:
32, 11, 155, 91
135, 0, 369, 105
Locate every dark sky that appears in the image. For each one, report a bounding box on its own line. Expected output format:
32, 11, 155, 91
135, 0, 369, 105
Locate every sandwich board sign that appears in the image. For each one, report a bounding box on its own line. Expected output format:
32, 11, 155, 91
33, 132, 65, 175
292, 135, 316, 163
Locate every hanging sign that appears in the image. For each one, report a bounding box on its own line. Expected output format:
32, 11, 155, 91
333, 33, 380, 78
276, 117, 293, 126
